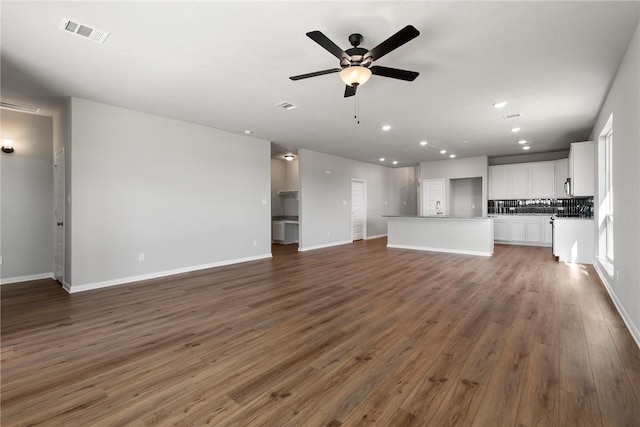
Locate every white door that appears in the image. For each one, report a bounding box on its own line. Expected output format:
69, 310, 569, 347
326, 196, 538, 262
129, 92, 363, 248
351, 180, 366, 241
422, 179, 445, 216
54, 149, 65, 284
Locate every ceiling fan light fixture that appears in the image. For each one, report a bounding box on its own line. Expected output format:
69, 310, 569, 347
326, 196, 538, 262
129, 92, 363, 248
340, 66, 372, 87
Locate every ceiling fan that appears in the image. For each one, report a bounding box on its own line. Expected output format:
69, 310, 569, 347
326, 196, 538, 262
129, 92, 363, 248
290, 25, 420, 97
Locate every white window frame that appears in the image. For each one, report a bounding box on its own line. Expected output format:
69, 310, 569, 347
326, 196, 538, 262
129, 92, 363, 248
604, 128, 614, 262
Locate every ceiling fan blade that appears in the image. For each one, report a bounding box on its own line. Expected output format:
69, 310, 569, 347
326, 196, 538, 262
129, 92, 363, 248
307, 31, 350, 60
370, 66, 419, 81
365, 25, 420, 61
344, 85, 357, 97
289, 68, 341, 81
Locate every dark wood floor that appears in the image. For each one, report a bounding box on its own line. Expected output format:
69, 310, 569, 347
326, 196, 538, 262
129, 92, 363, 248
2, 239, 640, 426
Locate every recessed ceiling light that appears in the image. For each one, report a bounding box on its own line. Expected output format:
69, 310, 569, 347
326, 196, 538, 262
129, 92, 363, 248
379, 157, 385, 162
420, 140, 428, 146
522, 146, 531, 150
518, 139, 527, 144
463, 140, 469, 144
511, 127, 521, 133
243, 130, 252, 135
382, 125, 391, 131
440, 150, 447, 154
284, 154, 295, 161
449, 154, 456, 158
493, 101, 508, 109
392, 161, 398, 165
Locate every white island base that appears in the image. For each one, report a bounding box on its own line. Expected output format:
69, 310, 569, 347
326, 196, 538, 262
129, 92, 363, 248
385, 216, 494, 257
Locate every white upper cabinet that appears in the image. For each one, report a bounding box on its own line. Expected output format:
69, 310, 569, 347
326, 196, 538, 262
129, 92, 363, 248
554, 159, 569, 198
509, 164, 531, 199
530, 162, 555, 198
569, 141, 594, 197
489, 165, 510, 200
489, 161, 556, 200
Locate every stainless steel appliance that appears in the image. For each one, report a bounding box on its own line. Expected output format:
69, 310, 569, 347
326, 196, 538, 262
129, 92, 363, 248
550, 216, 557, 258
564, 177, 572, 197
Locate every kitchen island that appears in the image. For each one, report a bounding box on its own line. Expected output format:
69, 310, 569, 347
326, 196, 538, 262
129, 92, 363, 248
385, 215, 494, 256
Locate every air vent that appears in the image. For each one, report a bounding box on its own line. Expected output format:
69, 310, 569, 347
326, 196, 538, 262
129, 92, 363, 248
275, 101, 297, 110
503, 113, 522, 120
0, 100, 40, 114
60, 18, 109, 44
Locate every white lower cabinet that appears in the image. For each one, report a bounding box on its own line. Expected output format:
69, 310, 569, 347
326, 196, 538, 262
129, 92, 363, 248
493, 216, 553, 247
272, 221, 285, 242
494, 219, 510, 241
510, 220, 526, 241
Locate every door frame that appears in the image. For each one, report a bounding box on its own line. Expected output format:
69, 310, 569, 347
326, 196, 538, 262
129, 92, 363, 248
422, 178, 446, 216
351, 179, 367, 241
54, 148, 65, 285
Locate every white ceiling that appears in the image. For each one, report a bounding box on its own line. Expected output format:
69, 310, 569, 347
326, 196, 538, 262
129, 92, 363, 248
2, 1, 638, 166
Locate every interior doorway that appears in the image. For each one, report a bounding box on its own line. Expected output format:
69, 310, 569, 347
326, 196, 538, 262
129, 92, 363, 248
351, 179, 367, 241
54, 149, 65, 284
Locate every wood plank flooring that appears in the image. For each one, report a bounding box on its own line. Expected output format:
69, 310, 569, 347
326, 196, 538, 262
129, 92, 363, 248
2, 239, 640, 426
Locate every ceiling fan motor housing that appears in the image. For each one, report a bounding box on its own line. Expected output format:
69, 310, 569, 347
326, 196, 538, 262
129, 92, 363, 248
341, 47, 369, 68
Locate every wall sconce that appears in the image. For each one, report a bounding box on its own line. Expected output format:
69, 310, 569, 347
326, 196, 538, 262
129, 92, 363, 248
2, 139, 14, 154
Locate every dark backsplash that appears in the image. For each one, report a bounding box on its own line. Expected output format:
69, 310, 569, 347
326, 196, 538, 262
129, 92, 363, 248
488, 198, 593, 217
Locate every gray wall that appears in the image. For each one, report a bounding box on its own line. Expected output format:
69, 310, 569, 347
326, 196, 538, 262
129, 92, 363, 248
298, 149, 415, 250
590, 20, 640, 342
451, 177, 482, 217
419, 156, 489, 216
69, 98, 271, 289
490, 150, 569, 165
1, 110, 54, 282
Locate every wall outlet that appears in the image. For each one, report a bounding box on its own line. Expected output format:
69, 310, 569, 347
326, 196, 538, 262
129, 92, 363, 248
0, 256, 3, 265
261, 198, 267, 205
138, 253, 145, 261
384, 201, 388, 205
343, 200, 347, 205
252, 240, 257, 247
327, 231, 330, 237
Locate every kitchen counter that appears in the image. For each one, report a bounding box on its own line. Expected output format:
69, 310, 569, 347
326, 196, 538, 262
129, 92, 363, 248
385, 215, 489, 220
385, 216, 494, 256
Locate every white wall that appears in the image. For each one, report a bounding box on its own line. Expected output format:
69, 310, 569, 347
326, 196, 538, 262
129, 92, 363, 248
419, 156, 489, 216
590, 20, 640, 343
1, 110, 54, 283
69, 98, 272, 290
271, 159, 286, 217
298, 149, 415, 250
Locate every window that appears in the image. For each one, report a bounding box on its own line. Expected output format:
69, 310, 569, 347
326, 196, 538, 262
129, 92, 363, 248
604, 128, 614, 261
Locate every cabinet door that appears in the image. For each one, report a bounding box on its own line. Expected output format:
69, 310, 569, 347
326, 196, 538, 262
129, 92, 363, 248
272, 222, 285, 241
571, 141, 595, 196
494, 220, 510, 241
489, 166, 509, 200
530, 162, 555, 198
510, 220, 526, 241
525, 221, 541, 242
554, 159, 569, 198
509, 164, 530, 199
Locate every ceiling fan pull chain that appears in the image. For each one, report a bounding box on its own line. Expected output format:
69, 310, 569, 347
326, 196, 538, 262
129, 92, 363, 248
355, 88, 360, 124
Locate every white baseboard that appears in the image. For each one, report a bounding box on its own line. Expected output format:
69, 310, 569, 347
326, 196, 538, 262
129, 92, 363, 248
62, 281, 72, 293
298, 240, 353, 252
387, 243, 492, 257
594, 260, 640, 349
495, 240, 552, 248
66, 254, 272, 293
366, 234, 387, 240
0, 272, 54, 285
